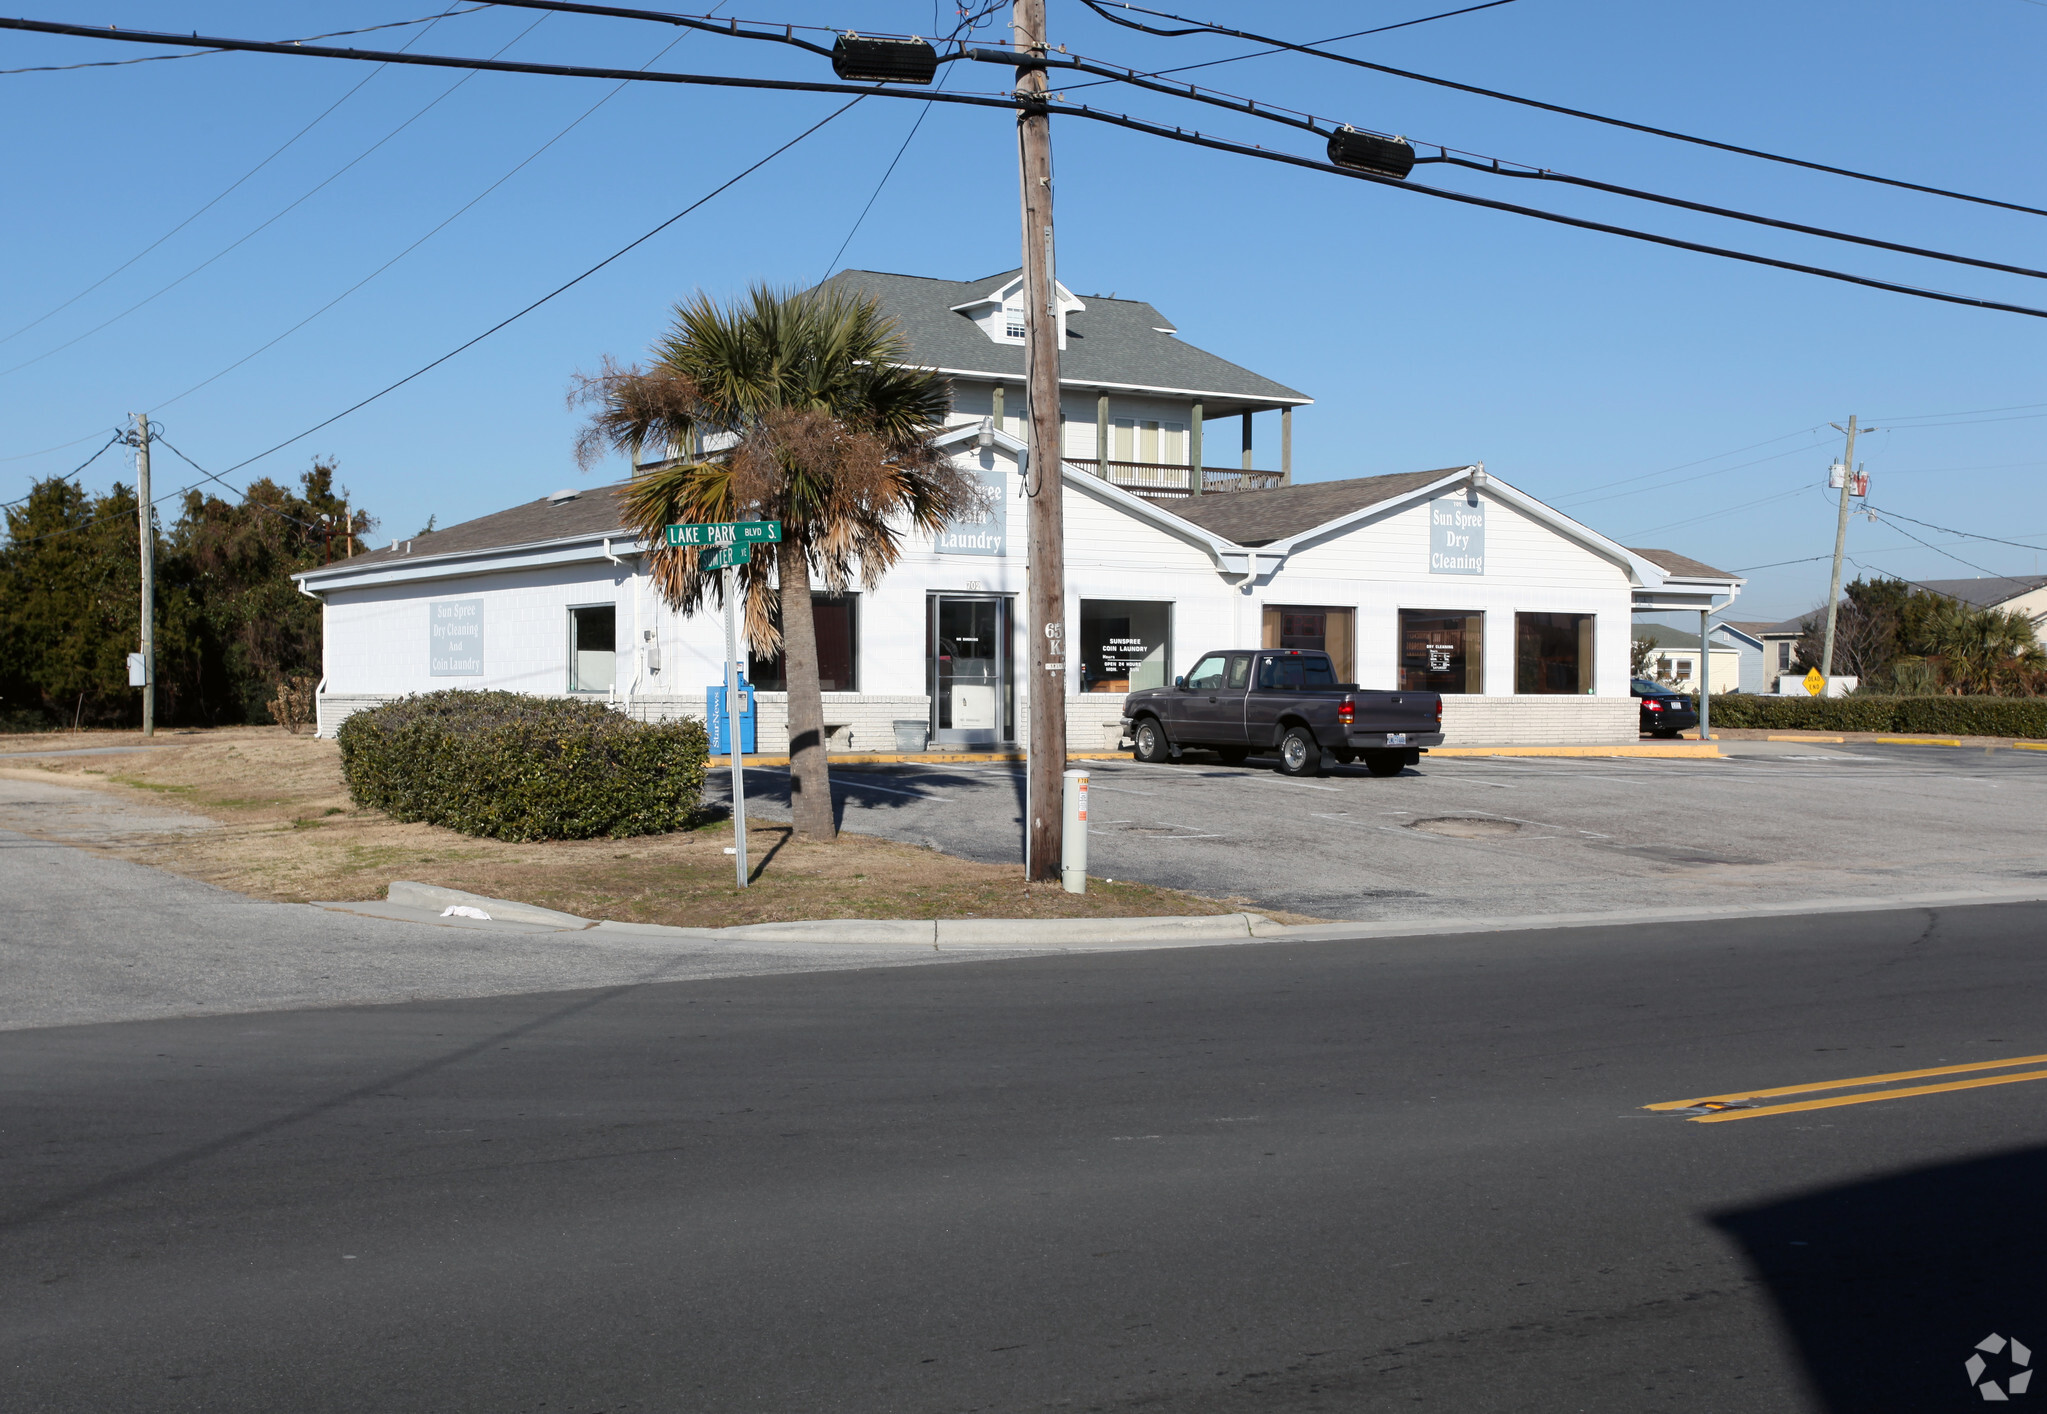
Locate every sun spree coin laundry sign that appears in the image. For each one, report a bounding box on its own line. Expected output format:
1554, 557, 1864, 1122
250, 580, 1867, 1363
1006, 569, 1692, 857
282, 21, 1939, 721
1429, 494, 1485, 575
430, 599, 484, 676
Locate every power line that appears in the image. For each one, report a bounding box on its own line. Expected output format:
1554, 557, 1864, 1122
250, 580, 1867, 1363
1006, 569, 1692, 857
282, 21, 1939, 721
0, 11, 552, 380
211, 95, 868, 481
15, 19, 2047, 325
1074, 0, 2047, 220
1865, 512, 2010, 578
0, 7, 485, 350
149, 10, 728, 414
0, 5, 491, 75
1864, 504, 2047, 554
1552, 426, 1826, 504
1557, 439, 1832, 511
1874, 400, 2047, 423
0, 432, 124, 510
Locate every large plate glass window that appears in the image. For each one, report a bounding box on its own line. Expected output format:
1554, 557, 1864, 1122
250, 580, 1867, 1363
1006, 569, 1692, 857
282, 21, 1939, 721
1399, 610, 1483, 693
749, 595, 857, 692
568, 604, 615, 692
1261, 605, 1355, 683
1079, 600, 1171, 693
1515, 612, 1595, 694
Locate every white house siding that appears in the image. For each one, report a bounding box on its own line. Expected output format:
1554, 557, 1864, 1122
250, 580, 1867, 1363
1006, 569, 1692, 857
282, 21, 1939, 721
307, 446, 1693, 749
1270, 489, 1635, 704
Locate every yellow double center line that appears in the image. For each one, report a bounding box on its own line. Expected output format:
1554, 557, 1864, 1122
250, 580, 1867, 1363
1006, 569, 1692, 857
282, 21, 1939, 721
1647, 1052, 2047, 1123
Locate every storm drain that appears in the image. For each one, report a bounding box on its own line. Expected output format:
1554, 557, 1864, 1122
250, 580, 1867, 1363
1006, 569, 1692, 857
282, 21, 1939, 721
1408, 817, 1521, 839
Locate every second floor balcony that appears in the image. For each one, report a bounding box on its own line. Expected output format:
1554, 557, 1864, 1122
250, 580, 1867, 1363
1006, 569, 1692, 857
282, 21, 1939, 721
1065, 459, 1288, 500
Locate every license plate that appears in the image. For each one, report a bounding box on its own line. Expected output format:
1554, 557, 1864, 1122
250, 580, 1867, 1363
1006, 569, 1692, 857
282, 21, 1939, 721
1385, 732, 1407, 746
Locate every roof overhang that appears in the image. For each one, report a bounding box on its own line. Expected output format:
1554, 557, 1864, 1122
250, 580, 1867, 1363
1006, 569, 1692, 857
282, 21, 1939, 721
295, 527, 638, 595
930, 366, 1313, 410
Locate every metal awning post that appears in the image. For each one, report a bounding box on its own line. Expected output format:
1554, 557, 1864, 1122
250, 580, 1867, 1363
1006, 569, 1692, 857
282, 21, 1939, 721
1698, 607, 1711, 741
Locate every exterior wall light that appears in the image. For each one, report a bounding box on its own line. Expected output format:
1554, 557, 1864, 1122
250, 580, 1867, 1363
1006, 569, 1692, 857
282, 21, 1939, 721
832, 34, 940, 84
1326, 127, 1417, 180
977, 415, 996, 449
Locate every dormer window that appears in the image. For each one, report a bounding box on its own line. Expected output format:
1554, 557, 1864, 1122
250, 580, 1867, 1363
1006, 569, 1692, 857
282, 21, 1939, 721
954, 277, 1085, 350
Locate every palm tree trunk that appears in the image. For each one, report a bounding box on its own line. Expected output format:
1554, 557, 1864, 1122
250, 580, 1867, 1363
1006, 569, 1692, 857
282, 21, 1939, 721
777, 536, 836, 840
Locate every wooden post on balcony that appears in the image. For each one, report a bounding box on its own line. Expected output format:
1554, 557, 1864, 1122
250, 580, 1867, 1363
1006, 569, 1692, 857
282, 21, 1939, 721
1281, 406, 1292, 485
1241, 411, 1254, 470
1096, 392, 1108, 479
1189, 401, 1203, 496
992, 383, 1004, 430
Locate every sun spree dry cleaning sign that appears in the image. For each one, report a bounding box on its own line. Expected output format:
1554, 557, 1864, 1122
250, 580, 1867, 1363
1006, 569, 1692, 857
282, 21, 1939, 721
1429, 494, 1485, 575
429, 598, 484, 676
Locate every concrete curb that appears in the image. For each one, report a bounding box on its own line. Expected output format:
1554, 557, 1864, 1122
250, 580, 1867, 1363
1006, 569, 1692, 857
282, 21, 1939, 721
1428, 743, 1722, 758
386, 881, 597, 929
311, 884, 2047, 953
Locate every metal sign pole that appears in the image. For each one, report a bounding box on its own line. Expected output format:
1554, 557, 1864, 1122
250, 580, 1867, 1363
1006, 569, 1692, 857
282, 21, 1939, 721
723, 559, 749, 889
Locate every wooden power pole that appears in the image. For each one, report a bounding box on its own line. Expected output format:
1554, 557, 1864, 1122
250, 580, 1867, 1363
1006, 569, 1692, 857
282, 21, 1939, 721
133, 412, 155, 737
1016, 0, 1067, 882
1820, 414, 1866, 680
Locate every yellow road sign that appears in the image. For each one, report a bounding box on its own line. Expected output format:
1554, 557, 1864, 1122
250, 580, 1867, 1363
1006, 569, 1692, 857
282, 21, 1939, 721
1803, 667, 1824, 695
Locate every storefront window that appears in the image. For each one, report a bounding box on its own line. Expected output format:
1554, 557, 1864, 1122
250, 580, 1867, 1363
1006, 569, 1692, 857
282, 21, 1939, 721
1399, 610, 1484, 693
1515, 612, 1595, 694
1262, 605, 1356, 682
1079, 600, 1171, 692
749, 595, 857, 692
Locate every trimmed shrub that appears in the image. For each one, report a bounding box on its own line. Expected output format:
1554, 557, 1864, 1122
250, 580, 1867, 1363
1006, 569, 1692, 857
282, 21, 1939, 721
1702, 694, 2047, 739
338, 690, 710, 841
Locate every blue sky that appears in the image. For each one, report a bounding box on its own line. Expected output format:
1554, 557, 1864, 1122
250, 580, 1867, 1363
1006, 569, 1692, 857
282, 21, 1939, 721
3, 1, 2043, 620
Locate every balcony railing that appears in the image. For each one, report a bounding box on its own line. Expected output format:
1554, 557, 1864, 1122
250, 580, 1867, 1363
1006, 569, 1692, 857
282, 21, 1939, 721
1065, 460, 1287, 499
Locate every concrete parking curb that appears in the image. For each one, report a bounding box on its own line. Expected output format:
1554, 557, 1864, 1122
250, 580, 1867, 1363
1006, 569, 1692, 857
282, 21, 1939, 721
1428, 743, 1722, 758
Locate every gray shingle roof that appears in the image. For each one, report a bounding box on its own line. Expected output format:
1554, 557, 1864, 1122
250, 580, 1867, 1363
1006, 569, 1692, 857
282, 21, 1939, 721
1628, 548, 1739, 581
815, 268, 1309, 410
1910, 574, 2047, 609
321, 485, 630, 571
1166, 469, 1462, 547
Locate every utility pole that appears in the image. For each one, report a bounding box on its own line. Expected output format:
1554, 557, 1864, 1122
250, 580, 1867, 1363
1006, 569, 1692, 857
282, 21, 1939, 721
1016, 0, 1067, 883
132, 412, 155, 737
1819, 414, 1869, 680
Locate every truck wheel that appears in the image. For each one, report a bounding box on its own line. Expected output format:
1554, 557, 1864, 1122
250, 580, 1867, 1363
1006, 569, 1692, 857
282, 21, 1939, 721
1363, 750, 1405, 777
1132, 717, 1170, 763
1276, 726, 1320, 777
1215, 746, 1249, 765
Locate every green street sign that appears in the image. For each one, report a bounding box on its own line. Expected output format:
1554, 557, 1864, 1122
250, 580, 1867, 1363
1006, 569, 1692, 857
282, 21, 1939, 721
665, 520, 783, 548
699, 543, 752, 570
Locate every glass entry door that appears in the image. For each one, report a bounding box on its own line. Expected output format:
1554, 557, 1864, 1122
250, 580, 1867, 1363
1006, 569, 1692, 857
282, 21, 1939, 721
930, 595, 1012, 746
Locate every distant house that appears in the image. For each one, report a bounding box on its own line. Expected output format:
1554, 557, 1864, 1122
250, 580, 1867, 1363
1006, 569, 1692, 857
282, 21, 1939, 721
1634, 625, 1748, 694
1912, 575, 2047, 633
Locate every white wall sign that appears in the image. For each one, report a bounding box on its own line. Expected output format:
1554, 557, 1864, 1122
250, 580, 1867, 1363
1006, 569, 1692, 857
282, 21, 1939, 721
937, 467, 1007, 556
430, 599, 484, 675
1429, 494, 1485, 575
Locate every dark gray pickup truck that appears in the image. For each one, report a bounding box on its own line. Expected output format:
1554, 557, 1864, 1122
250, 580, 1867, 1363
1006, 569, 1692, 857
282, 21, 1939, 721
1120, 648, 1444, 777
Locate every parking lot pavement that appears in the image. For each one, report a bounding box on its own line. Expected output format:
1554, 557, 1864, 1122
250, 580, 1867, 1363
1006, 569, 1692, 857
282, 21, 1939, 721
718, 740, 2047, 922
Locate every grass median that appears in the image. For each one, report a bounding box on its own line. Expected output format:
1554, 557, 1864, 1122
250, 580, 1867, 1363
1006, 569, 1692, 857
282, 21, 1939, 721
0, 726, 1313, 928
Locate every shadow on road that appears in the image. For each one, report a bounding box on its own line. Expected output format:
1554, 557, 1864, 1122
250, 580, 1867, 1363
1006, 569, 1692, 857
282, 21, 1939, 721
1712, 1143, 2047, 1410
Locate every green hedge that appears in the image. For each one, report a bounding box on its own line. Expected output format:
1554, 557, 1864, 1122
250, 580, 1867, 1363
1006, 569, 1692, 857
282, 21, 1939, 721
1702, 694, 2047, 738
337, 690, 709, 841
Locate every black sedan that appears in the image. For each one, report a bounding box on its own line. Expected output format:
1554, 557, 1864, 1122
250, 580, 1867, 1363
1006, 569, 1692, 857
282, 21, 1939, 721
1632, 677, 1699, 737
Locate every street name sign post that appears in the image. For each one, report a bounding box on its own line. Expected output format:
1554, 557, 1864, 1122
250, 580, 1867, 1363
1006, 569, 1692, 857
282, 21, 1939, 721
665, 521, 783, 889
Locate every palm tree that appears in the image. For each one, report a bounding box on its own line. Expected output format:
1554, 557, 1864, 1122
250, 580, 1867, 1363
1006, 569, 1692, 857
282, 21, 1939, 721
574, 284, 977, 841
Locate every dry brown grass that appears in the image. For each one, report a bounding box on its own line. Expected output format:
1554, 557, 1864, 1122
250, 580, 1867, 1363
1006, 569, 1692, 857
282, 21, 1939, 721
1, 726, 1315, 928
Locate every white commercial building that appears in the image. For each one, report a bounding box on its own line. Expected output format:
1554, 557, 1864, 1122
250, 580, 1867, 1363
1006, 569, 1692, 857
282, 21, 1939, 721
298, 270, 1743, 749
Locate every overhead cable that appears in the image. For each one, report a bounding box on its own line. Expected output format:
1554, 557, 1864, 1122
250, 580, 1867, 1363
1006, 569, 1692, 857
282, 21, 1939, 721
0, 6, 478, 349
1864, 504, 2047, 554
0, 4, 490, 74
1074, 0, 2047, 220
0, 11, 552, 379
9, 18, 2047, 323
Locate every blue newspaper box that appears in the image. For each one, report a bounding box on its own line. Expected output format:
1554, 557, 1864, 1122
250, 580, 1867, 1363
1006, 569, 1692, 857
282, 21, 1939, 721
707, 678, 757, 754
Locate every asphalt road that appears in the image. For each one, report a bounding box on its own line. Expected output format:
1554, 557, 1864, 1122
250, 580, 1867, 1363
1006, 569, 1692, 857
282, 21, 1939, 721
10, 897, 2047, 1411
724, 741, 2047, 920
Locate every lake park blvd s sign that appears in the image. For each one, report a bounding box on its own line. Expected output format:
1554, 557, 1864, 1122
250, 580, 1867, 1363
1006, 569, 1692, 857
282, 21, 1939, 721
699, 543, 751, 570
665, 520, 783, 548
